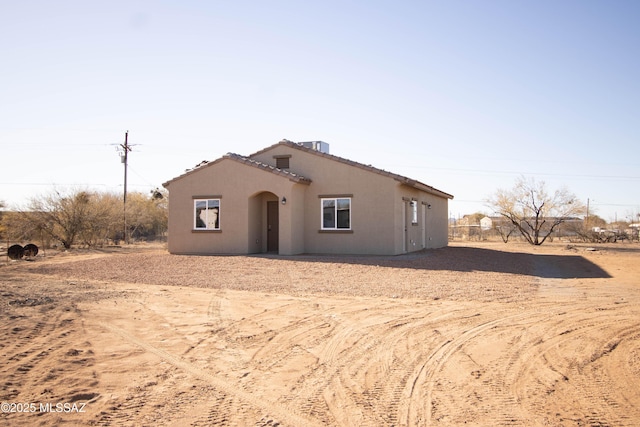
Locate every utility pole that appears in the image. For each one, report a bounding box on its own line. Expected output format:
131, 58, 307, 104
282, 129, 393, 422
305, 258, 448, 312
119, 131, 132, 244
585, 198, 590, 230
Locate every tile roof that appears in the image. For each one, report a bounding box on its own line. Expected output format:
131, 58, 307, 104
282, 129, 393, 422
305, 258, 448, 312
164, 139, 453, 200
162, 150, 311, 187
251, 140, 454, 199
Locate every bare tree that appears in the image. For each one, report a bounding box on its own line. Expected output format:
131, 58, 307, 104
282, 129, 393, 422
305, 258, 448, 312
122, 191, 167, 241
494, 217, 518, 243
7, 189, 167, 249
487, 177, 586, 245
23, 189, 96, 249
78, 192, 122, 246
2, 210, 33, 243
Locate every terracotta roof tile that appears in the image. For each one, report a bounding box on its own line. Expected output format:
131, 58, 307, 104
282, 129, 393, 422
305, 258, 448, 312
165, 140, 453, 200
251, 140, 453, 199
162, 150, 312, 187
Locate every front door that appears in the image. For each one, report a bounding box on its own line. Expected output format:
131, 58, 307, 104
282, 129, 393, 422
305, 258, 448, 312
267, 201, 279, 252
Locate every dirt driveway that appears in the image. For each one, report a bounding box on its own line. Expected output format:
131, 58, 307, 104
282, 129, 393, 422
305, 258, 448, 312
1, 241, 639, 426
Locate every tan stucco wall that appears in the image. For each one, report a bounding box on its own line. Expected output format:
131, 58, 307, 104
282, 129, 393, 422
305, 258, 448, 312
393, 185, 450, 253
253, 145, 449, 255
165, 143, 450, 256
165, 159, 303, 254
426, 194, 449, 248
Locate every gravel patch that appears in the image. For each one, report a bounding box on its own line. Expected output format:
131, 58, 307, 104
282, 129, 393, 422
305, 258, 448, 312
23, 246, 539, 302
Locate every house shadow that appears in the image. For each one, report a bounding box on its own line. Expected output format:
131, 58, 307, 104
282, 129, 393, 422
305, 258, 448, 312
274, 246, 612, 279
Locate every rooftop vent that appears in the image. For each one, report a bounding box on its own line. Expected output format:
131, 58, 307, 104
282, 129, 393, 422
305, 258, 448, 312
299, 141, 329, 154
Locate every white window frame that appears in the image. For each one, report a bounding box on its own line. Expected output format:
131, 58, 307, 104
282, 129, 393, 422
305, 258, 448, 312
321, 197, 351, 230
194, 198, 220, 230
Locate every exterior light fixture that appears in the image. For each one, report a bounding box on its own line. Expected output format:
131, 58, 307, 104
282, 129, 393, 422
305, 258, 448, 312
281, 197, 287, 205
427, 204, 432, 209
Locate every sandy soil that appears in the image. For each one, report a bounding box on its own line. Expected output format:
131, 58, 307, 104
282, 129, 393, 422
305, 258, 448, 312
1, 241, 639, 426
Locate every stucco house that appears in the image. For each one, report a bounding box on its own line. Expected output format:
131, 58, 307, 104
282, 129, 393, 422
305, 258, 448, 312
162, 140, 453, 255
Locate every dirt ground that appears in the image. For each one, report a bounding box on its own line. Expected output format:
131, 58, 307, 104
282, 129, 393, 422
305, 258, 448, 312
1, 240, 639, 426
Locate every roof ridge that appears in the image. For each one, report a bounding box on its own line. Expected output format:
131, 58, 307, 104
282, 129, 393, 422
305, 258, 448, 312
272, 140, 453, 199
165, 140, 452, 199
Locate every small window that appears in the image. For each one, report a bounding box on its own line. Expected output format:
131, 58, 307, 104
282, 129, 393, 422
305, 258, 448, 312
194, 199, 220, 230
275, 157, 290, 169
321, 197, 351, 230
411, 201, 418, 224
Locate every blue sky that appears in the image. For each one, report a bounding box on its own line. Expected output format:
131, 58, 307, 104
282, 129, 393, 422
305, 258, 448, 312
2, 0, 638, 222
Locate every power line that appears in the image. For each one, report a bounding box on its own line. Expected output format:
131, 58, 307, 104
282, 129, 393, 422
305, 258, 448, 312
0, 182, 111, 186
0, 182, 154, 188
398, 165, 640, 181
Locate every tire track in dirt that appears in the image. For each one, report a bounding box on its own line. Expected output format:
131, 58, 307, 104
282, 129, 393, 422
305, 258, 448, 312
512, 302, 640, 426
285, 312, 387, 426
236, 305, 344, 425
311, 313, 403, 426
200, 293, 342, 424
467, 309, 578, 426
98, 322, 324, 427
399, 311, 533, 426
5, 243, 640, 426
1, 296, 99, 427
409, 303, 640, 427
272, 306, 467, 426
342, 311, 470, 427
206, 289, 232, 332
562, 322, 640, 427
235, 302, 406, 425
